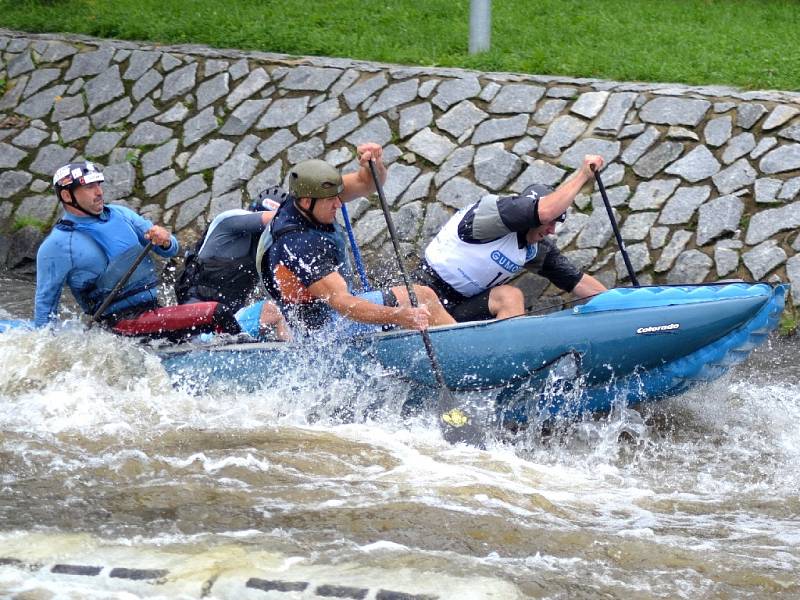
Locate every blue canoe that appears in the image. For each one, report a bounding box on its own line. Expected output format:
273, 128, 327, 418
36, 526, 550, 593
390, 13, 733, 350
155, 282, 787, 424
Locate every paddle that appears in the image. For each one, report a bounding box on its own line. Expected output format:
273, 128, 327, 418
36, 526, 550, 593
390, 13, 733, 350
340, 203, 372, 292
89, 240, 154, 327
367, 159, 484, 447
592, 167, 640, 287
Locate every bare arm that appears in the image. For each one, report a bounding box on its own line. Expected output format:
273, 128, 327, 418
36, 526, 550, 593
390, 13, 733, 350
571, 273, 608, 299
260, 210, 276, 226
341, 142, 387, 202
538, 155, 605, 223
308, 271, 431, 330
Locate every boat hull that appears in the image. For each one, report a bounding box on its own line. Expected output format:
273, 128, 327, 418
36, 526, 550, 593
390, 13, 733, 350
156, 283, 787, 422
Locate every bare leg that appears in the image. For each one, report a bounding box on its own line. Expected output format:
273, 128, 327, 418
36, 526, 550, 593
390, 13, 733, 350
259, 301, 291, 341
487, 285, 525, 319
391, 284, 456, 326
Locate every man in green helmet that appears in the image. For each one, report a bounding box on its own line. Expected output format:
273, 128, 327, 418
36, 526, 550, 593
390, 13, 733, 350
257, 143, 455, 337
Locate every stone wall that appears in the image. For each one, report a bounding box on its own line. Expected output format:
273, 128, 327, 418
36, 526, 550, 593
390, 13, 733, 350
1, 29, 800, 304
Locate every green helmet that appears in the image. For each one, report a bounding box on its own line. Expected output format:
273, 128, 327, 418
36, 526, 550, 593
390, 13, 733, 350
289, 159, 343, 199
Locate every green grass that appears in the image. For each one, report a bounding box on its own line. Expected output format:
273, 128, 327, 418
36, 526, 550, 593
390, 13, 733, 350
12, 216, 47, 232
1, 0, 799, 90
780, 304, 798, 336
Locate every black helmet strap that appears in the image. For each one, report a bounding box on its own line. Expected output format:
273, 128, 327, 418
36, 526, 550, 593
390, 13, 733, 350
295, 196, 324, 227
58, 186, 100, 218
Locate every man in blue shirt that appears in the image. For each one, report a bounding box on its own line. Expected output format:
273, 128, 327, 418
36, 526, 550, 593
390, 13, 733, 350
34, 161, 178, 327
259, 143, 455, 338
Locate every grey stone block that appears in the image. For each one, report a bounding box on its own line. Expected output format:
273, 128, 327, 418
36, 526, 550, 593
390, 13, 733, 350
632, 141, 683, 178
659, 185, 711, 225
132, 68, 163, 102
280, 66, 342, 91
11, 127, 48, 148
511, 160, 566, 192
161, 63, 197, 103
65, 47, 115, 80
226, 67, 270, 109
286, 137, 325, 164
326, 112, 361, 144
559, 139, 620, 170
126, 121, 173, 147
381, 162, 421, 206
166, 174, 207, 209
474, 143, 522, 191
762, 105, 799, 131
127, 98, 159, 125
15, 85, 67, 119
175, 192, 211, 230
406, 127, 456, 165
59, 116, 90, 143
343, 73, 388, 110
743, 240, 786, 280
704, 116, 732, 147
594, 92, 637, 133
538, 115, 586, 157
257, 96, 309, 129
196, 72, 229, 109
533, 99, 568, 126
85, 65, 125, 110
367, 79, 419, 117
123, 50, 160, 81
666, 249, 712, 284
0, 170, 33, 198
697, 194, 744, 246
399, 103, 433, 139
345, 116, 393, 148
141, 139, 178, 176
759, 143, 800, 175
257, 130, 296, 163
431, 77, 481, 110
745, 201, 800, 246
211, 154, 259, 196
182, 107, 219, 147
712, 158, 757, 195
436, 176, 486, 209
664, 145, 720, 182
629, 179, 681, 210
187, 139, 234, 173
471, 114, 529, 145
91, 98, 132, 128
23, 69, 61, 99
29, 144, 77, 176
570, 91, 609, 119
143, 168, 179, 197
102, 162, 136, 203
488, 84, 545, 114
51, 95, 85, 122
620, 212, 658, 242
639, 96, 711, 126
297, 98, 341, 136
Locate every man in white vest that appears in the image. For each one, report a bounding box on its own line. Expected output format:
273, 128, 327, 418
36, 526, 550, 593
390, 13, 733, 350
415, 155, 608, 322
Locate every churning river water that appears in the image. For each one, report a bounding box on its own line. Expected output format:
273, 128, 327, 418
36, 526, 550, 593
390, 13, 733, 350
0, 275, 798, 599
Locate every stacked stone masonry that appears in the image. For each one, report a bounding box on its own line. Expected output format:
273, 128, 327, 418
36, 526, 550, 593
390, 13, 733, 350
2, 30, 800, 304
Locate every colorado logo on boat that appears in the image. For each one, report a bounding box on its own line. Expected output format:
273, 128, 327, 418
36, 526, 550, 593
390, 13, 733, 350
490, 250, 522, 273
636, 323, 680, 334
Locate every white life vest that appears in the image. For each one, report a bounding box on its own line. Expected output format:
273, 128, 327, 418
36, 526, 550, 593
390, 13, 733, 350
425, 207, 538, 297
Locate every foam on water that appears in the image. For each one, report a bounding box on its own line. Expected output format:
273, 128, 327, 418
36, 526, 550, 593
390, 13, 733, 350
1, 311, 799, 597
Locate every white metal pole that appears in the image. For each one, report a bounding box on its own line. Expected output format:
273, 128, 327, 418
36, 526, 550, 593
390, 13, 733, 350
469, 0, 491, 54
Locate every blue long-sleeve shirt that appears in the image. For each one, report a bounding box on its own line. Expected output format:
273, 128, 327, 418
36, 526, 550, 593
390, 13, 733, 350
34, 205, 178, 326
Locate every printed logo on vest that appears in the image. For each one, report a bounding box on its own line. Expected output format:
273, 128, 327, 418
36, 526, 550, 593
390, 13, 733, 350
490, 250, 523, 273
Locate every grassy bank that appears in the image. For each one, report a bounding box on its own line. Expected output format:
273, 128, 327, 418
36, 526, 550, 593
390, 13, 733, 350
1, 0, 799, 90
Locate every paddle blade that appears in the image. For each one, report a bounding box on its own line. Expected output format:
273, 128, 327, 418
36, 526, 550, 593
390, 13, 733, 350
437, 387, 487, 448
